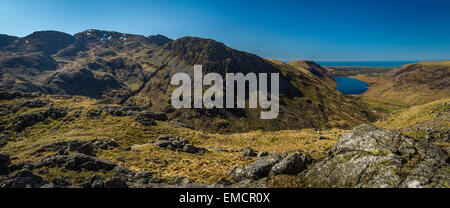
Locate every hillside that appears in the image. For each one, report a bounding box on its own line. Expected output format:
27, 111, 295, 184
287, 60, 336, 86
0, 30, 376, 132
375, 98, 449, 143
356, 61, 450, 105
0, 94, 447, 188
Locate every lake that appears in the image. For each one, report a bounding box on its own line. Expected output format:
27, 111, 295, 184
333, 76, 369, 95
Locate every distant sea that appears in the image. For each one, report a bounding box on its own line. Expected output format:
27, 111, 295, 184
317, 61, 418, 67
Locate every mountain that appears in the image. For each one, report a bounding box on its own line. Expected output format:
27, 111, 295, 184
357, 61, 450, 105
0, 30, 376, 132
287, 60, 336, 86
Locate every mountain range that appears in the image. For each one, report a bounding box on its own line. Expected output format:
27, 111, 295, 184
0, 30, 376, 132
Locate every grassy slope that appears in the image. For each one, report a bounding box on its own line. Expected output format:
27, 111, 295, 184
356, 61, 450, 105
375, 98, 450, 131
374, 98, 449, 152
0, 96, 343, 184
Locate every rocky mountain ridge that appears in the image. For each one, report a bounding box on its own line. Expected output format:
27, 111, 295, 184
0, 30, 376, 132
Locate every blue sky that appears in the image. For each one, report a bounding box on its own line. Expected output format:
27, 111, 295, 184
1, 0, 450, 61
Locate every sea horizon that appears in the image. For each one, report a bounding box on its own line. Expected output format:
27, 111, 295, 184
316, 61, 420, 67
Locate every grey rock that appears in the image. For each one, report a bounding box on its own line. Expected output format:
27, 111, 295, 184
241, 147, 256, 157
114, 165, 133, 178
40, 183, 57, 188
65, 153, 117, 171
104, 177, 128, 188
9, 161, 35, 172
216, 178, 233, 187
57, 148, 69, 155
257, 152, 269, 157
229, 155, 282, 182
89, 174, 104, 188
34, 155, 70, 168
182, 144, 197, 153
76, 143, 95, 156
0, 169, 47, 188
0, 153, 11, 175
153, 140, 171, 148
52, 178, 71, 187
157, 135, 173, 141
269, 152, 313, 176
13, 107, 67, 131
300, 124, 450, 188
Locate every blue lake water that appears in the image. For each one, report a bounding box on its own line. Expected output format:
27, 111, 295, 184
333, 76, 369, 95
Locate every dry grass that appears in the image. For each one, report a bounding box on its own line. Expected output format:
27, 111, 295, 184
1, 96, 343, 184
351, 61, 450, 105
375, 98, 450, 130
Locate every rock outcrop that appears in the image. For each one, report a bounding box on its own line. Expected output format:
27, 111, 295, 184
150, 136, 208, 155
300, 124, 450, 188
228, 151, 313, 183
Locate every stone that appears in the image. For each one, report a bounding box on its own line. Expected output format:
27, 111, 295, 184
64, 153, 117, 171
89, 174, 105, 188
157, 135, 173, 141
0, 169, 47, 188
269, 153, 313, 176
241, 147, 256, 157
57, 148, 69, 155
104, 177, 128, 188
9, 161, 35, 172
34, 155, 70, 168
52, 178, 71, 187
182, 144, 197, 153
0, 153, 11, 175
257, 152, 269, 157
216, 178, 233, 187
153, 140, 171, 148
76, 143, 95, 156
114, 165, 133, 178
228, 155, 282, 182
300, 124, 450, 188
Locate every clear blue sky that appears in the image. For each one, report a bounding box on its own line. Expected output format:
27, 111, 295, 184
1, 0, 450, 61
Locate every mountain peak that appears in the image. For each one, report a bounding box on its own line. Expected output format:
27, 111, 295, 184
147, 34, 172, 46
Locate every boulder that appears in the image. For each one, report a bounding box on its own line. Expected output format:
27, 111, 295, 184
300, 124, 450, 188
64, 153, 117, 171
269, 152, 313, 176
241, 147, 256, 157
76, 143, 95, 156
151, 136, 206, 154
182, 144, 197, 153
93, 139, 120, 150
114, 165, 133, 178
0, 169, 47, 188
153, 140, 171, 148
257, 152, 269, 158
34, 155, 70, 168
52, 178, 71, 187
9, 161, 35, 172
0, 153, 11, 175
89, 174, 105, 188
228, 155, 282, 182
104, 177, 128, 188
13, 107, 67, 131
156, 135, 172, 141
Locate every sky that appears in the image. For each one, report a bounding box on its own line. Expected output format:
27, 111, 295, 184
1, 0, 450, 61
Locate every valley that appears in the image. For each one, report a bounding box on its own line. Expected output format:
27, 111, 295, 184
0, 30, 449, 188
